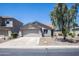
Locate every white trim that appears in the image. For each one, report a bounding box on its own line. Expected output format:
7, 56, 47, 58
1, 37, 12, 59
8, 31, 11, 37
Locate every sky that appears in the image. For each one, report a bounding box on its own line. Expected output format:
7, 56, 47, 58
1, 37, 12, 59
0, 3, 79, 25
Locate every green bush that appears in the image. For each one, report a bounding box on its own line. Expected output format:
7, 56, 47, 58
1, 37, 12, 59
11, 33, 18, 38
68, 32, 75, 38
68, 33, 72, 36
77, 34, 79, 36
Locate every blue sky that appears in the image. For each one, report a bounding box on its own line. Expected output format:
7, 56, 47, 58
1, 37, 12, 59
0, 3, 79, 25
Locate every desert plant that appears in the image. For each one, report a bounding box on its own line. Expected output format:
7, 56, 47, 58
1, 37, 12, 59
68, 32, 75, 38
51, 3, 78, 41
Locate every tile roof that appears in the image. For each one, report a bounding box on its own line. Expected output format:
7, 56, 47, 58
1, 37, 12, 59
0, 16, 23, 24
1, 16, 12, 18
21, 21, 54, 30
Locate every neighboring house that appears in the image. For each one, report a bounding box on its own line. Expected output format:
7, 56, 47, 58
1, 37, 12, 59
53, 26, 79, 37
54, 30, 62, 36
0, 16, 23, 38
72, 27, 79, 37
19, 21, 54, 37
0, 26, 11, 37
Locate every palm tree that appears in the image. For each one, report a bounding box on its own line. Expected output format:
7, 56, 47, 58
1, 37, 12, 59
51, 3, 78, 41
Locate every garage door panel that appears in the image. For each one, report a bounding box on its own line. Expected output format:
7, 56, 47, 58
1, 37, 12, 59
22, 29, 41, 37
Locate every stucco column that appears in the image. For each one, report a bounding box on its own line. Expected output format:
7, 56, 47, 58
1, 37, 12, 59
39, 30, 42, 37
19, 31, 22, 37
8, 31, 12, 37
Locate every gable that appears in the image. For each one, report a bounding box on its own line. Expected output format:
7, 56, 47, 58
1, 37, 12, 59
32, 21, 53, 29
21, 23, 41, 30
21, 21, 54, 30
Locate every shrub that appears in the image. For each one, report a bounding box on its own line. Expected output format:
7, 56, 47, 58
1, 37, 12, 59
68, 32, 75, 38
58, 33, 63, 36
11, 33, 18, 38
68, 33, 72, 36
77, 34, 79, 36
71, 34, 75, 38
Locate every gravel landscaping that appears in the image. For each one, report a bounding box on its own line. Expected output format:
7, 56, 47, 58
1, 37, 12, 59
39, 36, 79, 46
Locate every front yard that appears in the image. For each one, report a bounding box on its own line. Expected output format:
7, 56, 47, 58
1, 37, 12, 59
0, 36, 79, 48
39, 36, 79, 46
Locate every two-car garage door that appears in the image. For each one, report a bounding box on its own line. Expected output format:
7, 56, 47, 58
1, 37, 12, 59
22, 29, 41, 37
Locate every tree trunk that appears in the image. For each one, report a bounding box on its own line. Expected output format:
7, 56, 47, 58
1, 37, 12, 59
62, 28, 67, 42
62, 34, 67, 42
51, 29, 53, 37
40, 28, 44, 37
63, 35, 66, 41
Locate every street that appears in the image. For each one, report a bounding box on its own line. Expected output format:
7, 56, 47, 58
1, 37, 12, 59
0, 48, 79, 56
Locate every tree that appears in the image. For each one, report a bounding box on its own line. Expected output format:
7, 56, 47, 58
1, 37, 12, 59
51, 3, 78, 41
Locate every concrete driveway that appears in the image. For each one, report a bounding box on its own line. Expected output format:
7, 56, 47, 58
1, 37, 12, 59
0, 37, 40, 48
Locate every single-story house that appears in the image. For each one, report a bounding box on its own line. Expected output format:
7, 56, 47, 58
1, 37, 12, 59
19, 21, 54, 37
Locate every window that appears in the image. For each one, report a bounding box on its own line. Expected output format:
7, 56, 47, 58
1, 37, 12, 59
44, 29, 48, 34
6, 19, 10, 24
6, 21, 9, 24
1, 19, 6, 26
